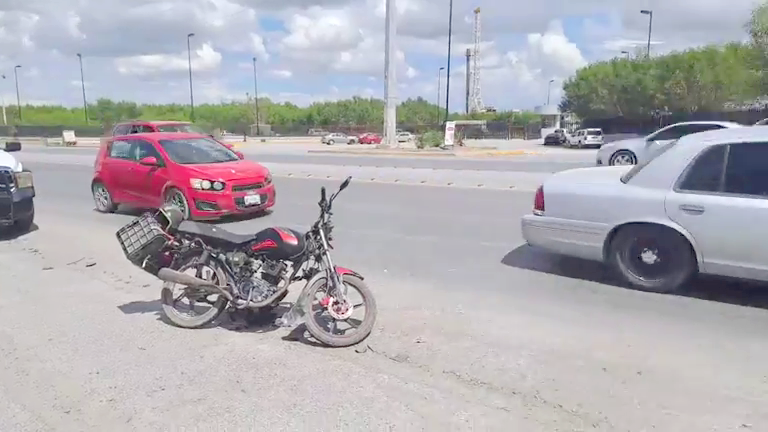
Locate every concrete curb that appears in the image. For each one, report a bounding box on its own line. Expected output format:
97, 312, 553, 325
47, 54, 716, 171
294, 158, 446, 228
307, 149, 545, 158
307, 149, 456, 157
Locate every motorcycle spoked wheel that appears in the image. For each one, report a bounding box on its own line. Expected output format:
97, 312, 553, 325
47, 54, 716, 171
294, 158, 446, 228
303, 274, 378, 347
160, 255, 229, 329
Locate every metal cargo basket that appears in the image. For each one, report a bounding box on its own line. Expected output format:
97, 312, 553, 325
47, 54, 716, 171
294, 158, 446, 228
116, 212, 171, 266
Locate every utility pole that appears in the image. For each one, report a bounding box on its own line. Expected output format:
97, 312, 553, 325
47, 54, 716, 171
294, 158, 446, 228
547, 79, 554, 105
187, 33, 195, 121
381, 0, 397, 148
252, 56, 260, 136
436, 67, 444, 123
641, 10, 653, 58
444, 0, 454, 123
13, 65, 21, 122
77, 53, 88, 123
1, 74, 6, 126
465, 48, 471, 114
621, 50, 630, 60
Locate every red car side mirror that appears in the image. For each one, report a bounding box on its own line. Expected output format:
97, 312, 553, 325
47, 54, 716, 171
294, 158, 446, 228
139, 156, 159, 166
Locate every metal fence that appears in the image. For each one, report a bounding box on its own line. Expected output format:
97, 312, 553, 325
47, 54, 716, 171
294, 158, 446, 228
582, 109, 768, 135
0, 121, 543, 139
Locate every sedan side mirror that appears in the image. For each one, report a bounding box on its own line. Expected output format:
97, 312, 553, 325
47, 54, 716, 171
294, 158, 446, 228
139, 156, 159, 166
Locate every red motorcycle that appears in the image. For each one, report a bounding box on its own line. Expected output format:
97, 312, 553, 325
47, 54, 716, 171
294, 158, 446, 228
116, 177, 377, 347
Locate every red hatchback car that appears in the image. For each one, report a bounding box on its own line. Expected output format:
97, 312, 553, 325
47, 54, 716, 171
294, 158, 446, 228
358, 133, 382, 144
92, 132, 275, 220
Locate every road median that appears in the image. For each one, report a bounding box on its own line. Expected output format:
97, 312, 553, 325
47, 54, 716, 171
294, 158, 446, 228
307, 147, 544, 158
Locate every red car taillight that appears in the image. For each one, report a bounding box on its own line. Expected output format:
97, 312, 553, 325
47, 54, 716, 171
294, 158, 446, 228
533, 185, 545, 215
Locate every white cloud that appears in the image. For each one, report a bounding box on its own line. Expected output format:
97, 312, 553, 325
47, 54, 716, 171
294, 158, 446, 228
270, 69, 293, 78
115, 44, 222, 77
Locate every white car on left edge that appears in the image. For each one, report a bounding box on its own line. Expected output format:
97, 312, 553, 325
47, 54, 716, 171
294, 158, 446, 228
595, 121, 743, 166
521, 126, 768, 294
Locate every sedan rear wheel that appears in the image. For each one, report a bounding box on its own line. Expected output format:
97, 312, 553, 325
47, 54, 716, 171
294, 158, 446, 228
609, 150, 637, 166
609, 224, 697, 294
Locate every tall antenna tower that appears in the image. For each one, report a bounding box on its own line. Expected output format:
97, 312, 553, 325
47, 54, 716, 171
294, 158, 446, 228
469, 7, 484, 113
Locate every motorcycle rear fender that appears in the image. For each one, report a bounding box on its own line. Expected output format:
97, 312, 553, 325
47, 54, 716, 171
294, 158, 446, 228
335, 266, 363, 279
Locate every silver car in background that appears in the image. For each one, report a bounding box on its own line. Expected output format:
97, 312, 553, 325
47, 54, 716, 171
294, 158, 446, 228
596, 121, 742, 166
565, 128, 604, 148
321, 132, 358, 145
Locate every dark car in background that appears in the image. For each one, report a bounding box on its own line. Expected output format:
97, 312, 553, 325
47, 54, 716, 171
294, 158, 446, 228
543, 129, 567, 145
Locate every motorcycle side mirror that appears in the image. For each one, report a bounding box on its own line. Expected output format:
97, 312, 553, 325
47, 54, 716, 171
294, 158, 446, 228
339, 176, 351, 191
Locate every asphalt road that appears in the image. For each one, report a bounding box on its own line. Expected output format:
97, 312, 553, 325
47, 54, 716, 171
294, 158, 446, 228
1, 155, 768, 430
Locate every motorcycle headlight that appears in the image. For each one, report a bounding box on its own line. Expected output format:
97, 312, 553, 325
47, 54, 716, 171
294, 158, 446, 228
190, 178, 225, 190
14, 171, 33, 189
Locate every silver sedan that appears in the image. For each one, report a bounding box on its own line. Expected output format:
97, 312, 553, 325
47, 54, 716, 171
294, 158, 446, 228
595, 121, 742, 166
321, 133, 357, 145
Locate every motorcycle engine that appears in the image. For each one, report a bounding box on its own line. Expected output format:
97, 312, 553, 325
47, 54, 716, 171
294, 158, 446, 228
228, 252, 286, 304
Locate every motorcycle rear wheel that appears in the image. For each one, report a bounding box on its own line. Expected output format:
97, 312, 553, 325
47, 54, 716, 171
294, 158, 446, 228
160, 255, 228, 329
303, 274, 378, 347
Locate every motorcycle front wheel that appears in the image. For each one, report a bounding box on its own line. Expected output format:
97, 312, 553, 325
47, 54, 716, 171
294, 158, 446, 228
303, 274, 378, 347
160, 255, 229, 329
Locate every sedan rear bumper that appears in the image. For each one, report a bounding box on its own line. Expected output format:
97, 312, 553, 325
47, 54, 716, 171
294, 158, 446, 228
521, 214, 607, 262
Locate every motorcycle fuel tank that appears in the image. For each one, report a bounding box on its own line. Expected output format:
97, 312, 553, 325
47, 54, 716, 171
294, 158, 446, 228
249, 227, 306, 261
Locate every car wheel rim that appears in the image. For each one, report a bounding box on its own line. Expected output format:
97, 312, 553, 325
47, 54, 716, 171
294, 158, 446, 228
612, 153, 635, 165
167, 191, 189, 219
93, 185, 110, 210
621, 237, 674, 282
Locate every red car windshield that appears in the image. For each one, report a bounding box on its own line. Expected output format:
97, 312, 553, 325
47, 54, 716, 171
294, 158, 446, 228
159, 138, 239, 164
155, 123, 207, 134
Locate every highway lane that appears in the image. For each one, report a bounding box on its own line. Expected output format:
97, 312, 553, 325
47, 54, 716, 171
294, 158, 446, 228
4, 160, 768, 430
18, 144, 596, 172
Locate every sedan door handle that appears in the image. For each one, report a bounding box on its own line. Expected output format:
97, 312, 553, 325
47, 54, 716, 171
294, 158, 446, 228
679, 204, 705, 215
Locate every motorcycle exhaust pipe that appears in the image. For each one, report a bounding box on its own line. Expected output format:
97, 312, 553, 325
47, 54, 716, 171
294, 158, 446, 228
157, 268, 234, 301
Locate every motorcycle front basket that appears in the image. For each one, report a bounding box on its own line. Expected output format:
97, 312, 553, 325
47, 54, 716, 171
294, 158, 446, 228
116, 212, 170, 265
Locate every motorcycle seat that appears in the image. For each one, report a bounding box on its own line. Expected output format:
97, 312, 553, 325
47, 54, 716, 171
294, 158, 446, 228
176, 220, 255, 245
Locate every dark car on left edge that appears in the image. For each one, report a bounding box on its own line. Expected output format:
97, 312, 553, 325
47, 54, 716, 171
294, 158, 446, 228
0, 141, 35, 232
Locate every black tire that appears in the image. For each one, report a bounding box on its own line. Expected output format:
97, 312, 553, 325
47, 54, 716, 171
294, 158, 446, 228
304, 274, 378, 347
164, 187, 190, 220
160, 255, 229, 329
608, 224, 697, 294
14, 201, 34, 232
92, 181, 117, 213
609, 150, 637, 166
328, 139, 335, 145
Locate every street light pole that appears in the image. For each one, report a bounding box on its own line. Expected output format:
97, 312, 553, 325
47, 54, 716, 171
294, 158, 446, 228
252, 56, 260, 136
546, 79, 554, 105
640, 10, 653, 58
77, 53, 88, 123
187, 32, 195, 121
0, 74, 6, 126
436, 67, 444, 124
13, 65, 21, 122
444, 0, 454, 123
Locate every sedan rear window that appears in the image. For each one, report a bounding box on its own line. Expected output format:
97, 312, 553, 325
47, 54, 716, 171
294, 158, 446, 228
621, 139, 679, 183
159, 138, 239, 164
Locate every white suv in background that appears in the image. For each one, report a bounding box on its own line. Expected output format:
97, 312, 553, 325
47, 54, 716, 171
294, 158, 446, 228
565, 128, 604, 148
